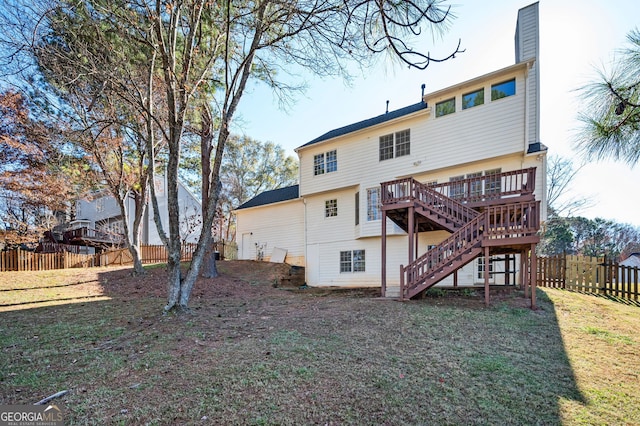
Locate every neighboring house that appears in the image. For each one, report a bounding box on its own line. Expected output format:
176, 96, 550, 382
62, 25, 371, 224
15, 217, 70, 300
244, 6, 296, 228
620, 253, 640, 268
43, 176, 202, 254
236, 3, 547, 300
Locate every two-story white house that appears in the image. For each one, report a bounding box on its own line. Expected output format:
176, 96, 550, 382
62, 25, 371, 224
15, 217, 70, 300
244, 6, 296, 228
235, 3, 547, 304
59, 176, 202, 253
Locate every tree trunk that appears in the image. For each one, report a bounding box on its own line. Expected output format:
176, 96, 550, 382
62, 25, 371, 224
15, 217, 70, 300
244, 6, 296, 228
129, 244, 146, 275
201, 243, 218, 278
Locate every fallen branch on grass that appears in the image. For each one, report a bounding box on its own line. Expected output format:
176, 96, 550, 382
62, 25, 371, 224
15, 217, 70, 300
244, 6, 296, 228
35, 390, 68, 405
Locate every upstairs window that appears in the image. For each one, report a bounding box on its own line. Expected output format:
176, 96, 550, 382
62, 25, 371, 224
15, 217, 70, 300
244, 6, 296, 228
325, 199, 337, 218
379, 129, 410, 161
435, 98, 455, 117
395, 129, 410, 157
314, 150, 338, 175
491, 79, 516, 101
326, 150, 337, 173
379, 134, 394, 161
462, 88, 484, 109
96, 197, 105, 213
314, 153, 324, 175
355, 192, 359, 226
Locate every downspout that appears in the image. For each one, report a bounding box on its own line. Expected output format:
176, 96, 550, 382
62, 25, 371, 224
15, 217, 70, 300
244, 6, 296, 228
523, 63, 530, 156
303, 197, 308, 285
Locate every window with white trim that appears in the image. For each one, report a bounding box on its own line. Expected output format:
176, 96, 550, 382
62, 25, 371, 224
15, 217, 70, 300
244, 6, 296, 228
325, 199, 337, 218
340, 250, 365, 273
366, 188, 381, 221
96, 197, 106, 213
314, 153, 324, 175
314, 150, 338, 176
435, 98, 455, 117
462, 88, 485, 109
379, 129, 410, 161
468, 172, 483, 198
449, 175, 465, 199
485, 168, 502, 195
491, 79, 516, 101
476, 256, 495, 282
326, 150, 337, 173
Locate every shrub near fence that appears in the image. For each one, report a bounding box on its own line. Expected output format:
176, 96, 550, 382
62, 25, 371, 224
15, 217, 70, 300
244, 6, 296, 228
538, 254, 639, 302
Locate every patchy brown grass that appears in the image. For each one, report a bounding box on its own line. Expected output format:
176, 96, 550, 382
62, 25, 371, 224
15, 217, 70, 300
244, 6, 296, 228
1, 261, 639, 425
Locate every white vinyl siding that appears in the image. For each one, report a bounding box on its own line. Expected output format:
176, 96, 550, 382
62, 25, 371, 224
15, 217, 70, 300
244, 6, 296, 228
298, 72, 529, 200
235, 199, 305, 266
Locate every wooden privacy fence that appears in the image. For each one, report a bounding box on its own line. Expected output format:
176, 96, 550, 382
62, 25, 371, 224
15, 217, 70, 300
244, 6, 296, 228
0, 241, 238, 272
0, 249, 98, 272
538, 254, 639, 301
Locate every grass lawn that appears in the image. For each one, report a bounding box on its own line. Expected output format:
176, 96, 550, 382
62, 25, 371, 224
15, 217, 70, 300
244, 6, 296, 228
1, 261, 639, 425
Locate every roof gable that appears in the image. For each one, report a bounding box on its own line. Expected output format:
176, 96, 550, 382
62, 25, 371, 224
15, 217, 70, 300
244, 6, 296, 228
236, 185, 299, 210
297, 101, 427, 149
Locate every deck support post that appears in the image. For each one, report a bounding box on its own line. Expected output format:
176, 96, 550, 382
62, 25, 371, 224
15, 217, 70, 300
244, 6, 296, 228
530, 243, 537, 310
519, 250, 526, 291
484, 245, 490, 307
523, 249, 530, 299
381, 209, 387, 297
408, 206, 415, 266
505, 254, 511, 286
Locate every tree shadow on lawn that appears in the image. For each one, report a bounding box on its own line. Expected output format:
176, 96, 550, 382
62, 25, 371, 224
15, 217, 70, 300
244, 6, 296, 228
0, 261, 586, 424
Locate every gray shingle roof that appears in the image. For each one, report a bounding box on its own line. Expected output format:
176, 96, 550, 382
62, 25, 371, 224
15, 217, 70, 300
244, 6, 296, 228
236, 185, 299, 210
297, 101, 428, 149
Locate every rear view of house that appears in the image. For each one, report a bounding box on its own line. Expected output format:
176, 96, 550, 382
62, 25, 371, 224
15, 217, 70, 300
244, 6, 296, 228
236, 2, 546, 303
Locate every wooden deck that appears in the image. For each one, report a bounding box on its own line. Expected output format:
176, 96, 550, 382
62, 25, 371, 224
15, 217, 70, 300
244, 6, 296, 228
380, 168, 540, 308
63, 227, 125, 249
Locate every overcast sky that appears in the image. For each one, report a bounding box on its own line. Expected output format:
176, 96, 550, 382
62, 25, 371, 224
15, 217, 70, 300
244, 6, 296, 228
233, 0, 640, 227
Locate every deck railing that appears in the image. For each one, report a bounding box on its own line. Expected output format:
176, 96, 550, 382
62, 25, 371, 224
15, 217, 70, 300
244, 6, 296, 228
64, 227, 124, 245
383, 168, 536, 207
484, 200, 541, 241
431, 167, 536, 203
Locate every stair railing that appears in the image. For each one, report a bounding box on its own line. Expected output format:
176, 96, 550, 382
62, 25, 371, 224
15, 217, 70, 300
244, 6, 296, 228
401, 212, 486, 298
400, 199, 541, 298
382, 178, 478, 227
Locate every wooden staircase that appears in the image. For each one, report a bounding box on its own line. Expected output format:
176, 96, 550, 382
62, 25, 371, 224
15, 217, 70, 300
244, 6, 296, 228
381, 168, 540, 300
400, 212, 485, 299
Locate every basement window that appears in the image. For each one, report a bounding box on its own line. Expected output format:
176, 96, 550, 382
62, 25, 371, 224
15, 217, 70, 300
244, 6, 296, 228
340, 250, 365, 273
